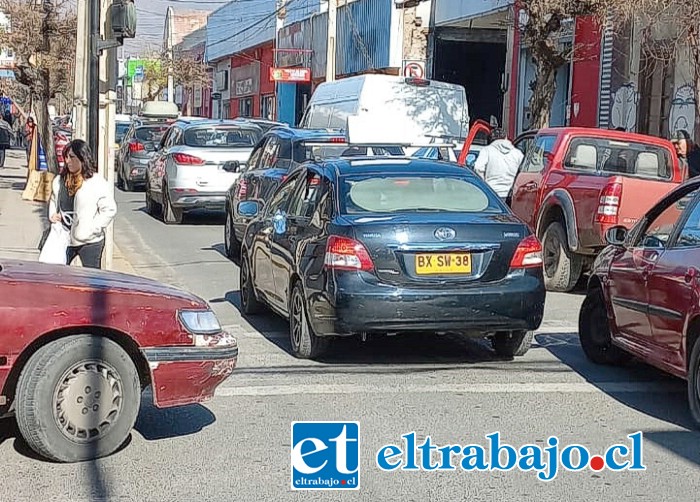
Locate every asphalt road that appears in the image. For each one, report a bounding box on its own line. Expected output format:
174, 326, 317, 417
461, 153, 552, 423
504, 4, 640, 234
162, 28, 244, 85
2, 188, 699, 501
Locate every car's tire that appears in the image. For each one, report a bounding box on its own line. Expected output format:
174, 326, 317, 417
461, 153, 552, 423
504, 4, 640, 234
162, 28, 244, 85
224, 210, 241, 261
542, 221, 583, 292
15, 335, 141, 463
578, 287, 630, 365
116, 169, 124, 190
145, 190, 159, 216
163, 186, 183, 225
240, 253, 263, 315
289, 281, 329, 360
123, 175, 133, 193
687, 337, 700, 428
492, 330, 533, 357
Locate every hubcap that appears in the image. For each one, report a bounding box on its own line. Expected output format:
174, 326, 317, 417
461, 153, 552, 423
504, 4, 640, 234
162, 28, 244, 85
291, 291, 303, 350
543, 234, 560, 277
53, 360, 123, 443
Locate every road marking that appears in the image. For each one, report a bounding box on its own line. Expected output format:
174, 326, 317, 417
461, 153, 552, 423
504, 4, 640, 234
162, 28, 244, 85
215, 381, 684, 397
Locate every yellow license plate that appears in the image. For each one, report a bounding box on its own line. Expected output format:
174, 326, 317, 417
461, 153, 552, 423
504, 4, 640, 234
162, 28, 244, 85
415, 253, 472, 275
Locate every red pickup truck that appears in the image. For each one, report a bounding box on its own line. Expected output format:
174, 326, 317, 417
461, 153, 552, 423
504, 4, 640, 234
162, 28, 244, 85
508, 127, 685, 292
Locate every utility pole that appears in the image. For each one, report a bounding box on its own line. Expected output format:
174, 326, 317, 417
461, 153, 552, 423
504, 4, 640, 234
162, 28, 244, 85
275, 0, 286, 121
73, 0, 88, 140
166, 6, 174, 103
325, 0, 337, 82
88, 0, 100, 154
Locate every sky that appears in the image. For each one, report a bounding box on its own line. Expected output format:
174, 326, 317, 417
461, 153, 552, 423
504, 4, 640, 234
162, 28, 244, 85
123, 0, 226, 57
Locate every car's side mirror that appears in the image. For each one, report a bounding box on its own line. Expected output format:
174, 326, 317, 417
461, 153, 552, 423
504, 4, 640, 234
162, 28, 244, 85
238, 200, 261, 218
223, 160, 241, 173
605, 226, 628, 247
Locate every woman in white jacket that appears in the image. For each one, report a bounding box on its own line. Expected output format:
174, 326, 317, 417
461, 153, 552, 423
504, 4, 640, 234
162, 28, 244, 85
49, 139, 117, 268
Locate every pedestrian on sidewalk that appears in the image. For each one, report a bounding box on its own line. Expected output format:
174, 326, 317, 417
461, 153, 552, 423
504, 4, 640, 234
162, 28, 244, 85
24, 116, 35, 162
473, 128, 524, 202
0, 117, 13, 167
48, 139, 117, 268
671, 129, 700, 179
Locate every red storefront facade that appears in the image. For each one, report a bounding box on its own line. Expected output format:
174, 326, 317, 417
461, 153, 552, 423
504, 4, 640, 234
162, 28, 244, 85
229, 41, 276, 120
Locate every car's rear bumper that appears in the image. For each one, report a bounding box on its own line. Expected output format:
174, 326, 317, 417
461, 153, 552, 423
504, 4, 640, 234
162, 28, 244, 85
126, 160, 148, 184
142, 332, 238, 408
307, 270, 546, 336
171, 190, 228, 210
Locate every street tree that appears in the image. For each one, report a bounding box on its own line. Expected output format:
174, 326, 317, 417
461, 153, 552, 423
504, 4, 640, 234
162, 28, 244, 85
0, 0, 76, 174
142, 51, 211, 104
518, 0, 607, 129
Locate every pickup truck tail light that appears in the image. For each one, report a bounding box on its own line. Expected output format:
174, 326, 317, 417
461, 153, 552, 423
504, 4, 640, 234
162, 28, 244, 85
324, 235, 374, 272
510, 235, 543, 269
596, 182, 622, 224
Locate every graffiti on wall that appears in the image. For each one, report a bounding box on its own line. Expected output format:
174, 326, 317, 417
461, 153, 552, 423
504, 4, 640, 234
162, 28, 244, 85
669, 84, 697, 139
610, 82, 639, 132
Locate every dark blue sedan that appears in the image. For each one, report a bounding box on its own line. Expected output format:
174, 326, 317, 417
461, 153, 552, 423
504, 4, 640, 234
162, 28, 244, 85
238, 157, 546, 359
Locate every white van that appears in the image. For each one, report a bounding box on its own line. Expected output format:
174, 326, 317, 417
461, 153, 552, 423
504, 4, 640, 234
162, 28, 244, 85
300, 75, 469, 145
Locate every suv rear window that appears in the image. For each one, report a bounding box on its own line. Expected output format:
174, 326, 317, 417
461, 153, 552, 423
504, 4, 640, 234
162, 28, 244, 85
564, 137, 672, 180
293, 143, 404, 163
340, 175, 504, 214
184, 127, 261, 148
135, 126, 168, 142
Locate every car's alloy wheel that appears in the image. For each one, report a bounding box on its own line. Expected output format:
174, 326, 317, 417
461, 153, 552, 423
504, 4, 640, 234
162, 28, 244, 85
15, 335, 140, 463
578, 287, 630, 365
240, 254, 263, 315
289, 282, 329, 360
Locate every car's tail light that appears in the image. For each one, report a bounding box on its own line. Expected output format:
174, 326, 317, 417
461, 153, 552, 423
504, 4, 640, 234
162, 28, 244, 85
324, 235, 374, 272
238, 179, 248, 198
596, 181, 622, 224
129, 141, 145, 153
174, 153, 205, 165
510, 235, 543, 269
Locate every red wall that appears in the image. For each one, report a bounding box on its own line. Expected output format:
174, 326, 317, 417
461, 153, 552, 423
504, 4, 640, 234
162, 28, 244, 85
229, 41, 275, 119
568, 16, 602, 127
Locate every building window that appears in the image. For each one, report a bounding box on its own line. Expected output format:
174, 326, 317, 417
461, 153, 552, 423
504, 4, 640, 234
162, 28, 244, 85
638, 44, 674, 138
261, 95, 275, 120
239, 97, 253, 118
222, 100, 230, 119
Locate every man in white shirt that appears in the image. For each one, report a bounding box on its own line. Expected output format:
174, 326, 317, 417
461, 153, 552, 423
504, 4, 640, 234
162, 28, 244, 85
474, 128, 524, 201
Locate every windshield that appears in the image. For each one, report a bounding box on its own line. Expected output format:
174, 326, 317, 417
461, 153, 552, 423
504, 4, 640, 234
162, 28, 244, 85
340, 174, 504, 214
294, 143, 404, 163
184, 127, 261, 148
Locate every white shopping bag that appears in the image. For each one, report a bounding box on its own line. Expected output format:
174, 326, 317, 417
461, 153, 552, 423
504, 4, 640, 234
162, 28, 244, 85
39, 222, 70, 265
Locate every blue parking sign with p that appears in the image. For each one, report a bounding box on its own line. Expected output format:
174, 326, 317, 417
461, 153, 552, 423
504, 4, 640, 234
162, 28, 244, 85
291, 421, 360, 490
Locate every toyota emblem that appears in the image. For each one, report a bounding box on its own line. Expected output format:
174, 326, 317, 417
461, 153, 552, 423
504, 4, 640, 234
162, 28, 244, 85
434, 227, 456, 241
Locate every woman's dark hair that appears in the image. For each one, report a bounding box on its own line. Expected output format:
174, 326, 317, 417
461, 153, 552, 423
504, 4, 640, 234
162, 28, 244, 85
63, 139, 97, 179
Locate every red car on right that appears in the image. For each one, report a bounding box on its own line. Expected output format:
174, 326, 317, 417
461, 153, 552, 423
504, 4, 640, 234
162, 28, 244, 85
580, 177, 700, 426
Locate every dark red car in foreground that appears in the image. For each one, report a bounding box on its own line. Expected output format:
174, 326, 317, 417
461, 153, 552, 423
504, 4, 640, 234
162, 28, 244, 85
0, 260, 238, 462
579, 177, 700, 426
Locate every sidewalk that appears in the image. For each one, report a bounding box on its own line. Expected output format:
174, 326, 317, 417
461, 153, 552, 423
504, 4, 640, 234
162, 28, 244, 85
0, 150, 135, 274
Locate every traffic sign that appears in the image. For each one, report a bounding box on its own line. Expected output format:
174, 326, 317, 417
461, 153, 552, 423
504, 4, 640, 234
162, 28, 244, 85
402, 60, 425, 79
212, 92, 222, 100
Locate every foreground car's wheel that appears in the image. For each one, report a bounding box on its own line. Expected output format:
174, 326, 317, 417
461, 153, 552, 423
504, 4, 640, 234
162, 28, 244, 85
15, 335, 141, 463
542, 221, 582, 292
579, 287, 630, 365
688, 338, 700, 428
224, 211, 241, 260
163, 186, 183, 225
289, 281, 329, 360
492, 330, 533, 357
240, 253, 263, 315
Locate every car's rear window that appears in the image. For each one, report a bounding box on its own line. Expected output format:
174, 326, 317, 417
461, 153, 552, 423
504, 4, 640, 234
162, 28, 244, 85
184, 127, 261, 148
293, 143, 404, 163
340, 175, 504, 214
564, 137, 673, 180
135, 126, 168, 142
